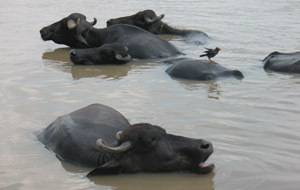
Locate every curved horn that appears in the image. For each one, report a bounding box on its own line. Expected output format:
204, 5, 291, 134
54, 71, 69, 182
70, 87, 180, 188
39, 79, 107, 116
88, 18, 97, 26
96, 139, 132, 154
145, 14, 165, 23
115, 54, 131, 61
67, 18, 81, 30
116, 131, 122, 141
158, 14, 165, 20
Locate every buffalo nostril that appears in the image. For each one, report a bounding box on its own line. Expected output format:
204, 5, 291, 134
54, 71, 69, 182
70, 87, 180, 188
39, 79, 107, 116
70, 50, 77, 56
200, 142, 210, 149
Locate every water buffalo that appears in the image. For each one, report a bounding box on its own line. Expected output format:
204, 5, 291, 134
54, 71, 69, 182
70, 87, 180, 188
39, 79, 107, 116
165, 58, 244, 81
70, 43, 131, 65
37, 104, 214, 176
106, 10, 209, 44
40, 13, 181, 59
263, 51, 300, 73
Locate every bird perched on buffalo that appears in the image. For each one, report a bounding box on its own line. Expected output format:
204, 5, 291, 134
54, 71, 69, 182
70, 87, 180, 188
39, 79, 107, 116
200, 47, 221, 63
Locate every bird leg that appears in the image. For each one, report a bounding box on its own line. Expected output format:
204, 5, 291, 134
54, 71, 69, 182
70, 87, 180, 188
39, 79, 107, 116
209, 59, 216, 64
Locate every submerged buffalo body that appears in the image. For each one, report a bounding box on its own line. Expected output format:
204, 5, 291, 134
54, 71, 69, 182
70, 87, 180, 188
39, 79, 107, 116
263, 51, 300, 73
107, 10, 208, 44
70, 43, 131, 65
166, 58, 244, 81
37, 104, 130, 167
37, 104, 214, 175
40, 13, 181, 59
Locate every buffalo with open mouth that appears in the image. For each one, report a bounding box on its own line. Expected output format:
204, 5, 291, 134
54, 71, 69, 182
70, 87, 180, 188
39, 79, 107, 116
37, 104, 214, 176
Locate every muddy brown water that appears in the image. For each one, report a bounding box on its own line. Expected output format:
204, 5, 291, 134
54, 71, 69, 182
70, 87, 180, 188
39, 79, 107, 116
1, 0, 300, 189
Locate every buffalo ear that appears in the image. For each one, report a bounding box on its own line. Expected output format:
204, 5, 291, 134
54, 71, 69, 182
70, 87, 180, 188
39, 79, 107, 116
68, 17, 91, 47
87, 160, 121, 177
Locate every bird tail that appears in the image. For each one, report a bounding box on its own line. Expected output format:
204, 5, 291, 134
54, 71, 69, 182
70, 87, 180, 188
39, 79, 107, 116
200, 54, 206, 57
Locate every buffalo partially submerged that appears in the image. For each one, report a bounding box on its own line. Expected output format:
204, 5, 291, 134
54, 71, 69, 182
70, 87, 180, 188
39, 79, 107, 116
40, 13, 181, 59
106, 10, 209, 44
165, 58, 244, 81
37, 104, 214, 176
263, 51, 300, 73
70, 43, 131, 65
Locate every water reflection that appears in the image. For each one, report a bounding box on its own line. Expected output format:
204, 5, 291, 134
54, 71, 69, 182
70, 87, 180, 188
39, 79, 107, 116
42, 48, 71, 64
59, 158, 215, 190
169, 77, 222, 99
89, 172, 215, 190
70, 65, 133, 80
60, 159, 91, 174
207, 82, 221, 100
265, 69, 300, 79
42, 48, 134, 80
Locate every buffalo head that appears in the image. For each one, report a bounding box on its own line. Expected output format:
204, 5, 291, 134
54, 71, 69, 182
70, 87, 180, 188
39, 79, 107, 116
106, 10, 164, 32
40, 13, 97, 48
70, 43, 131, 65
88, 123, 214, 176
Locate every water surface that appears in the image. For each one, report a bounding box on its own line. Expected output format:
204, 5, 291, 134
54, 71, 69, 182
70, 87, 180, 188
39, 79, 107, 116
0, 0, 300, 189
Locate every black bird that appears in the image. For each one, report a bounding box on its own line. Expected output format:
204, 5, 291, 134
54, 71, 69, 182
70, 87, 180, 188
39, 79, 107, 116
200, 47, 221, 63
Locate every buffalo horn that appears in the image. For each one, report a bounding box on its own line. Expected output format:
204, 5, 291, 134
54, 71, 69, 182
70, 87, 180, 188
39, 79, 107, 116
96, 139, 132, 153
116, 131, 122, 141
145, 14, 165, 23
88, 18, 97, 26
115, 54, 131, 61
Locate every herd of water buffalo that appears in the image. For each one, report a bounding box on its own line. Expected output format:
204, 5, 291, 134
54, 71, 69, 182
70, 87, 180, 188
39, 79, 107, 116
38, 10, 300, 176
